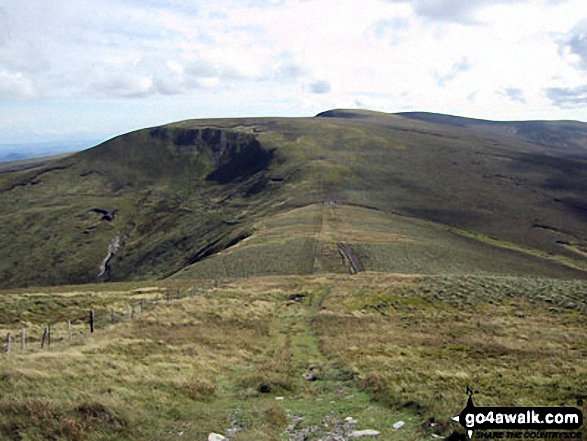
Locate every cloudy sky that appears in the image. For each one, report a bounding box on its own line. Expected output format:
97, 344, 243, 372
1, 0, 587, 145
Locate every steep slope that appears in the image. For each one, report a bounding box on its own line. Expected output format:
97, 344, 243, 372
1, 110, 587, 288
0, 126, 282, 287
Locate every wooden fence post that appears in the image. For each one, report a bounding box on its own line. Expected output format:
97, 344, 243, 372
5, 333, 10, 354
47, 324, 51, 347
89, 310, 95, 333
41, 327, 48, 349
68, 321, 72, 340
20, 329, 25, 351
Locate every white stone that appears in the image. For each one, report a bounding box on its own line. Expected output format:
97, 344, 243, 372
208, 433, 227, 441
392, 421, 405, 430
349, 429, 380, 438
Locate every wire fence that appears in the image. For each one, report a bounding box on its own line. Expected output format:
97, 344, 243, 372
2, 283, 212, 355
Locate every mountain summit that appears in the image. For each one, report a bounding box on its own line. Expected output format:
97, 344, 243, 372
1, 109, 587, 287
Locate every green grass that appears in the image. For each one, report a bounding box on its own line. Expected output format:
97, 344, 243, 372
175, 202, 587, 281
0, 274, 585, 440
2, 111, 587, 287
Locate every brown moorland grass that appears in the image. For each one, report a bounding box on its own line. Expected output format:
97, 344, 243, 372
0, 274, 585, 440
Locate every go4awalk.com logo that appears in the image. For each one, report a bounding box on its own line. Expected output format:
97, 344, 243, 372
452, 389, 584, 439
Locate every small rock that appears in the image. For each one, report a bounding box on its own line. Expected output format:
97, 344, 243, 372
275, 396, 284, 400
392, 421, 405, 430
226, 427, 242, 437
345, 417, 358, 425
208, 433, 227, 441
349, 429, 380, 438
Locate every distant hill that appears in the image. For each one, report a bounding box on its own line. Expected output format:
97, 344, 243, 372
1, 109, 587, 288
0, 139, 100, 163
0, 153, 75, 174
1, 152, 28, 162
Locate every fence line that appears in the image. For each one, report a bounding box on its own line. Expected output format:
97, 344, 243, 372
3, 283, 212, 356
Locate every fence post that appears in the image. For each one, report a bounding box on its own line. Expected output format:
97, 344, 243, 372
20, 329, 25, 352
89, 310, 95, 333
68, 321, 72, 340
5, 333, 10, 354
48, 324, 51, 347
41, 327, 48, 349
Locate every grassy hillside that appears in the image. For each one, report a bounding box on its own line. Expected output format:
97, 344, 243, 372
0, 275, 585, 440
1, 109, 586, 440
175, 202, 587, 280
1, 109, 587, 287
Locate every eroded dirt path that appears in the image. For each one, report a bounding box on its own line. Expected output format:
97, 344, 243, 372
337, 242, 364, 274
317, 196, 365, 275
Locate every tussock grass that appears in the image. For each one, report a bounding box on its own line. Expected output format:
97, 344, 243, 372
0, 274, 585, 439
313, 275, 587, 423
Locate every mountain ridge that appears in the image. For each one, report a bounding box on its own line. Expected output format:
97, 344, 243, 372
1, 109, 587, 288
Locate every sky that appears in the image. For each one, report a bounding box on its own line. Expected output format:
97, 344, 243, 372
1, 0, 587, 146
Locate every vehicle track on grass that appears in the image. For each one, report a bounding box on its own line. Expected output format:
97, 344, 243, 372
337, 242, 364, 274
321, 195, 365, 275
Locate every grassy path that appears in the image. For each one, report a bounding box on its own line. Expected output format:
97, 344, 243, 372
213, 286, 423, 440
2, 276, 585, 440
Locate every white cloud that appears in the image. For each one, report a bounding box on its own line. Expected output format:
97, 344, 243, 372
499, 87, 527, 104
558, 18, 587, 70
0, 7, 10, 46
0, 70, 39, 101
368, 16, 411, 45
0, 0, 586, 140
307, 80, 332, 94
545, 84, 587, 108
434, 56, 471, 87
385, 0, 528, 25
